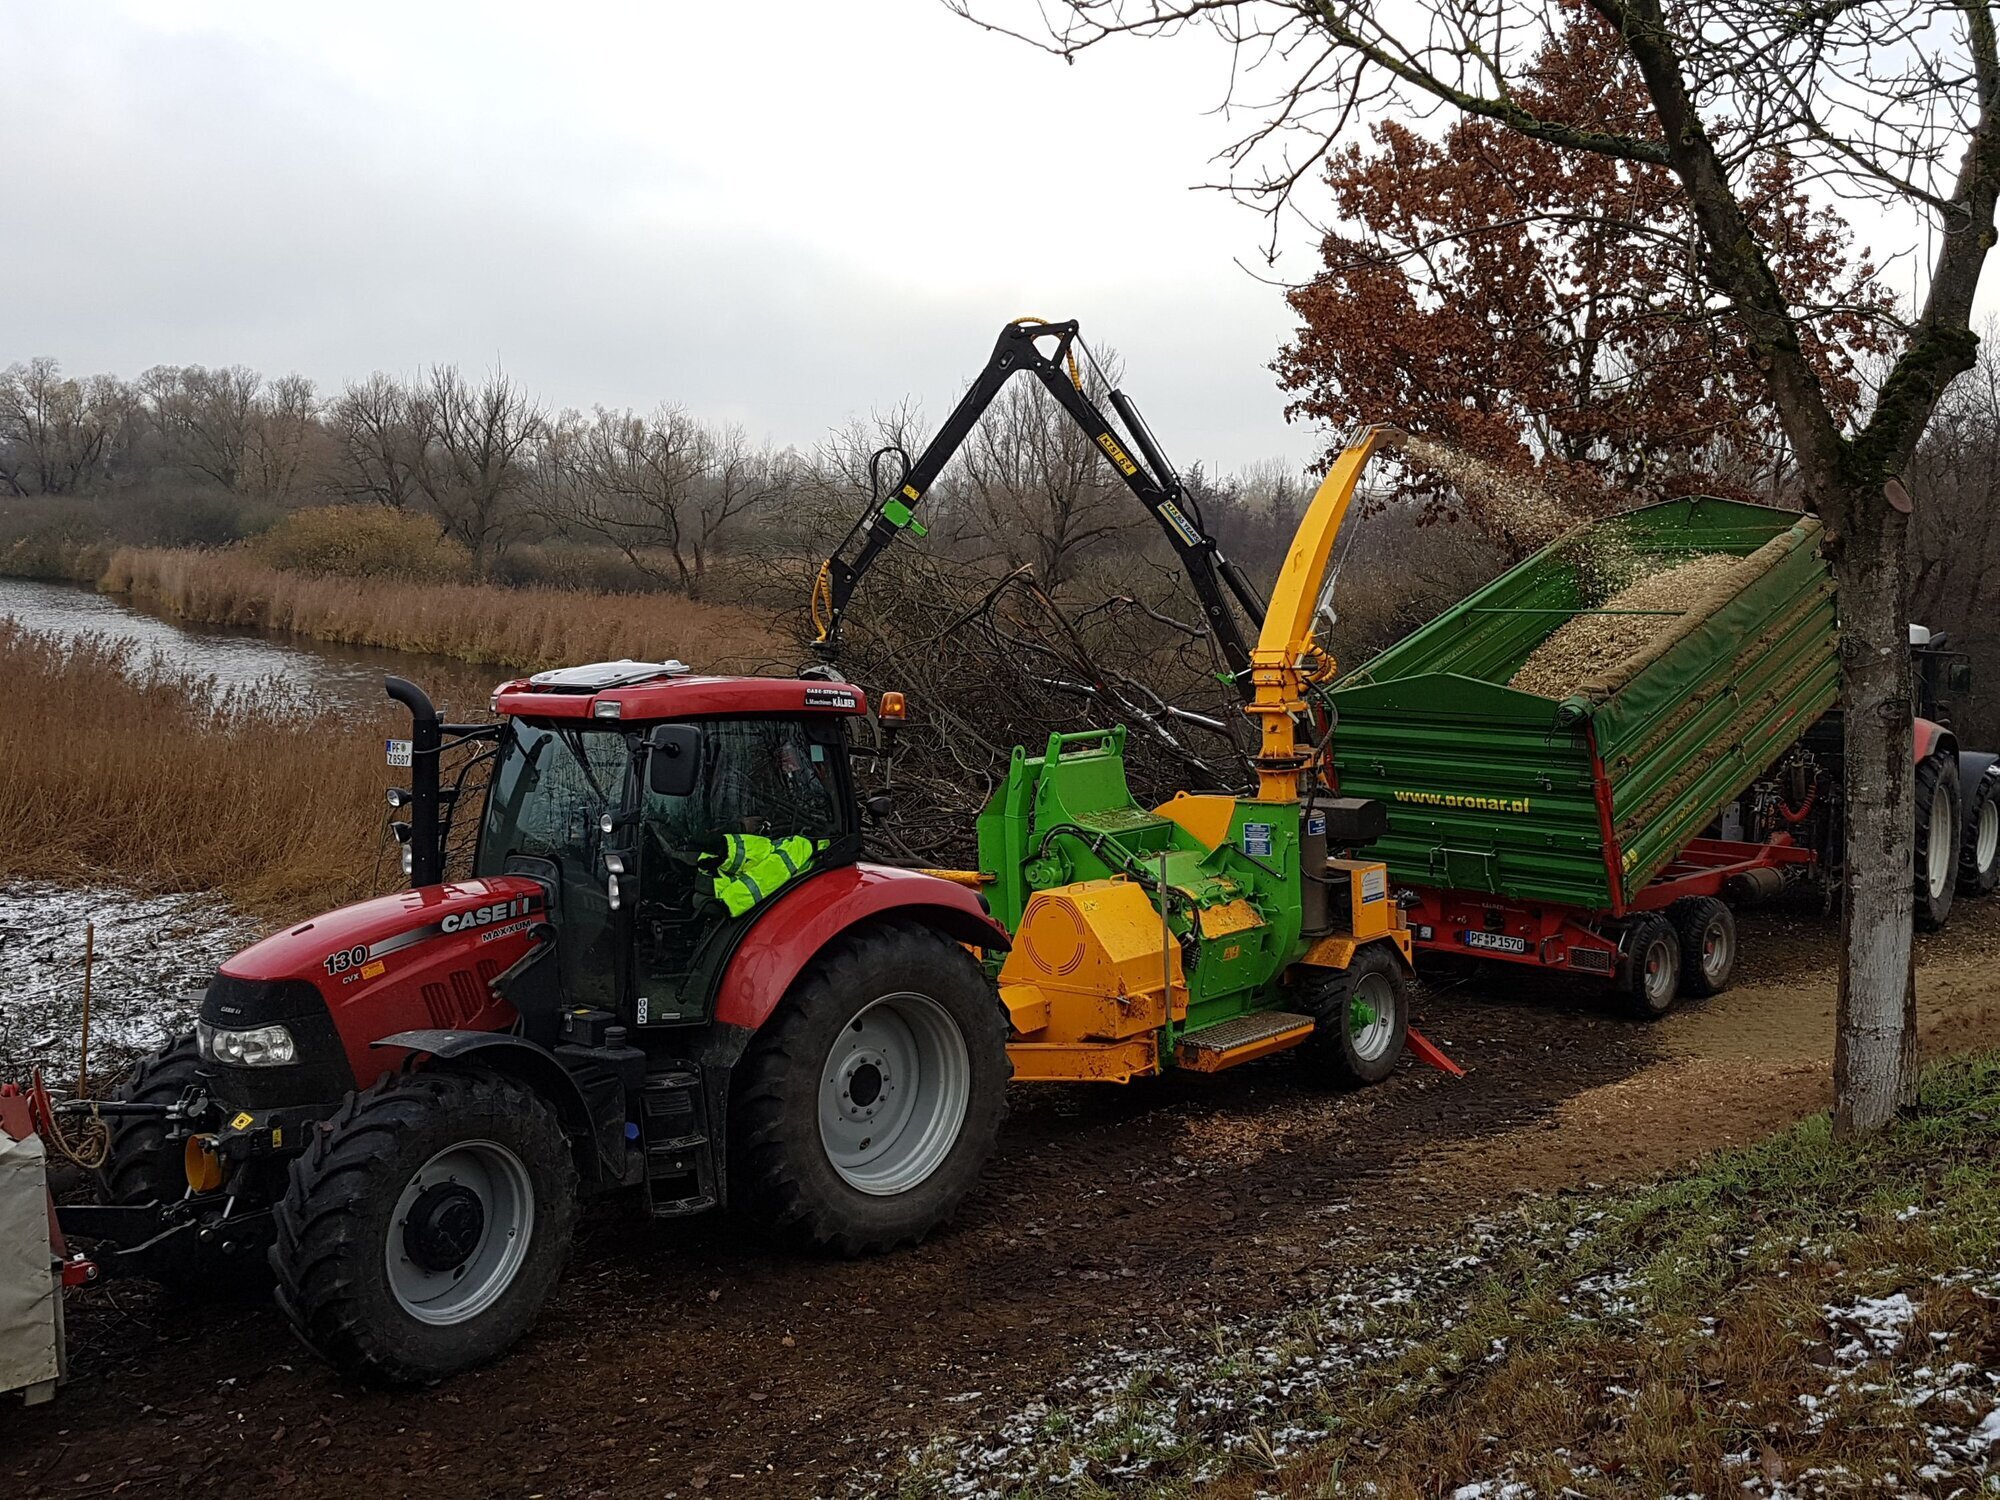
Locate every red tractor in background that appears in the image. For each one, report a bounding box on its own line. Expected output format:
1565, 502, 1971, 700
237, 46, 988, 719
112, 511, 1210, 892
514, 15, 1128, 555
70, 664, 1016, 1386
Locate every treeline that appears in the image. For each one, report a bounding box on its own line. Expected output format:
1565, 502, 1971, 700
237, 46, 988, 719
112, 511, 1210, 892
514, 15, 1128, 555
0, 355, 1329, 600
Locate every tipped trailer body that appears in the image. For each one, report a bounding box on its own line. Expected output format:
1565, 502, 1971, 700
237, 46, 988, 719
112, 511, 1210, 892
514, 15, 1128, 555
1330, 497, 1982, 1012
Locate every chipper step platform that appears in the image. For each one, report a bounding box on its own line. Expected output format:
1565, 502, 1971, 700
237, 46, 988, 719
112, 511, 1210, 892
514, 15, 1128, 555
1176, 1011, 1317, 1072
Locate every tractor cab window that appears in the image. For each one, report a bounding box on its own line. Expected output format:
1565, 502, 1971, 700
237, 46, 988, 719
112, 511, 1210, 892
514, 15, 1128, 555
633, 717, 847, 1018
475, 721, 632, 1008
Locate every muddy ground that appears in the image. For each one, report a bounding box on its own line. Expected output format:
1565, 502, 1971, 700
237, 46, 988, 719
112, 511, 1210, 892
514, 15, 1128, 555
7, 898, 1999, 1499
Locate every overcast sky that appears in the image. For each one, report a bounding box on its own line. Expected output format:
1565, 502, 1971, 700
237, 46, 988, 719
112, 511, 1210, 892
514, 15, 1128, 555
4, 1, 1343, 473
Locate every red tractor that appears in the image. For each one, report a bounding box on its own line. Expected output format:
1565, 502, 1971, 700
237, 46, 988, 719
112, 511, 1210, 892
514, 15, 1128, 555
66, 663, 1014, 1385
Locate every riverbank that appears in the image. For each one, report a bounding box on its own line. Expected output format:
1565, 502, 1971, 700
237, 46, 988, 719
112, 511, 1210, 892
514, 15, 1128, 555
0, 624, 393, 919
101, 546, 787, 674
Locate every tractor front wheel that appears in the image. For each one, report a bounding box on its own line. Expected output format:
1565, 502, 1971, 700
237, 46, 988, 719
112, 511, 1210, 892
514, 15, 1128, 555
270, 1071, 577, 1387
730, 921, 1009, 1257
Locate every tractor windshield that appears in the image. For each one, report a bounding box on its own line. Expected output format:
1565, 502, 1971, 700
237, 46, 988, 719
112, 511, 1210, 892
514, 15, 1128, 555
475, 722, 632, 875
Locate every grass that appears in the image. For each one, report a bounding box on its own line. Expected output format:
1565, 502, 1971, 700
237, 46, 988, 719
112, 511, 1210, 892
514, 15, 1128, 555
887, 1054, 2000, 1498
0, 623, 402, 918
100, 545, 787, 674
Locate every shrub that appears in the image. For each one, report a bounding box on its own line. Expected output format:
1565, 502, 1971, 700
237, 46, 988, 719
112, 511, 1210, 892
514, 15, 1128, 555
251, 505, 471, 582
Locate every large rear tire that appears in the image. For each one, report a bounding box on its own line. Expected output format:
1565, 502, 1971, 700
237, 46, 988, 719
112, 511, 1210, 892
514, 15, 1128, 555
1956, 756, 2000, 897
1617, 914, 1681, 1019
270, 1071, 576, 1387
1915, 750, 1961, 932
729, 921, 1009, 1257
1668, 896, 1736, 999
97, 1033, 259, 1296
1295, 943, 1410, 1087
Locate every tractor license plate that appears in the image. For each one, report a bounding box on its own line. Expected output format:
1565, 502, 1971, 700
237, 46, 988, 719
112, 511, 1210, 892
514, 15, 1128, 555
1461, 930, 1529, 955
386, 739, 413, 768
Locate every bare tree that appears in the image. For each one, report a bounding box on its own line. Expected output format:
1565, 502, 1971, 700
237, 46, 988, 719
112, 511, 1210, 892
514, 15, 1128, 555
0, 359, 126, 495
409, 366, 544, 579
550, 404, 787, 595
140, 364, 262, 491
243, 373, 323, 503
330, 373, 425, 511
956, 353, 1144, 590
957, 0, 2000, 1133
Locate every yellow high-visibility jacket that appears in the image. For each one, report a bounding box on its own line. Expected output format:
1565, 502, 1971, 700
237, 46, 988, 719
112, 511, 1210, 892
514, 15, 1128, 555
710, 833, 824, 917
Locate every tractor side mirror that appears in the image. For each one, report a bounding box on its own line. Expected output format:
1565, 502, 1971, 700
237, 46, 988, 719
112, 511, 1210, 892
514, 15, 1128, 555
863, 793, 894, 823
647, 724, 703, 798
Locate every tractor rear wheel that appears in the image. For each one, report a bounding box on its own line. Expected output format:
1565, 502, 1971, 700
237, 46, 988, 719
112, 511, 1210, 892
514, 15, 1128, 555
1668, 896, 1736, 999
1915, 750, 1961, 931
270, 1071, 576, 1387
1957, 756, 2000, 897
729, 921, 1009, 1257
1618, 914, 1682, 1019
1296, 943, 1410, 1087
98, 1033, 259, 1296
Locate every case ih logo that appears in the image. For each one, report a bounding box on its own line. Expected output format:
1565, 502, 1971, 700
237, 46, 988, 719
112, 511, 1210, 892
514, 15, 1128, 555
441, 896, 533, 934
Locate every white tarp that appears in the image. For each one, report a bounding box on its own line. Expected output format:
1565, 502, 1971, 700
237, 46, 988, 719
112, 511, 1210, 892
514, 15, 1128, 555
0, 1130, 62, 1404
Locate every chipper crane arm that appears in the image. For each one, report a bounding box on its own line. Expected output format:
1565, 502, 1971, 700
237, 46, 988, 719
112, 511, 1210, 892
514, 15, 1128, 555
810, 318, 1269, 694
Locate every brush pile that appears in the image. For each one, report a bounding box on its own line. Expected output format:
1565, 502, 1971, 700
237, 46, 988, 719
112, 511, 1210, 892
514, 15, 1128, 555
1509, 552, 1743, 698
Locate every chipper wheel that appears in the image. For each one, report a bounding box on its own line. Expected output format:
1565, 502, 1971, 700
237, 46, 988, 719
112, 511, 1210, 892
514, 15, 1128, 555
1915, 750, 1962, 932
270, 1071, 577, 1387
1618, 913, 1682, 1020
1295, 943, 1410, 1088
1668, 896, 1736, 1000
97, 1032, 259, 1296
729, 921, 1009, 1257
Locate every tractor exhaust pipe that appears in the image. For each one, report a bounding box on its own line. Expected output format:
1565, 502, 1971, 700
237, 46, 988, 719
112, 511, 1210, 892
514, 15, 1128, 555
385, 675, 445, 888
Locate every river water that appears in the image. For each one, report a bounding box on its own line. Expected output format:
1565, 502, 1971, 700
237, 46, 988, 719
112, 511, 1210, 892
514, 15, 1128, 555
0, 575, 481, 716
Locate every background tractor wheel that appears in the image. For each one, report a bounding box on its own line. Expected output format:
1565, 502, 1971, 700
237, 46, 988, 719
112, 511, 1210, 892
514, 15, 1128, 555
730, 921, 1009, 1257
1295, 943, 1409, 1087
1915, 750, 1961, 931
97, 1033, 259, 1296
1668, 896, 1736, 999
270, 1071, 576, 1388
1956, 754, 2000, 896
1618, 914, 1682, 1019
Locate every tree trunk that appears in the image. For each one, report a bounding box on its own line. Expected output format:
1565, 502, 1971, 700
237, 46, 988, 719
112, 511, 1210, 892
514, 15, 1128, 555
1829, 491, 1919, 1136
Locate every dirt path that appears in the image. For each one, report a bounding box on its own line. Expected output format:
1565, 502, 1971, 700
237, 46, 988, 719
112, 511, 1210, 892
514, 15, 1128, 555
10, 903, 1999, 1499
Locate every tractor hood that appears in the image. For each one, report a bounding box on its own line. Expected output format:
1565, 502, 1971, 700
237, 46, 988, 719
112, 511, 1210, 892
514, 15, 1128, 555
223, 876, 548, 985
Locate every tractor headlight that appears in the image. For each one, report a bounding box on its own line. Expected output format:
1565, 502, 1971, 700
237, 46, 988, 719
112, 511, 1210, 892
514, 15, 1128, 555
196, 1020, 298, 1068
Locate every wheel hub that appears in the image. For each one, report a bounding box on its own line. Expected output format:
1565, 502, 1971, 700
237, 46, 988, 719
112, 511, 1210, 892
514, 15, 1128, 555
836, 1048, 892, 1120
403, 1182, 486, 1273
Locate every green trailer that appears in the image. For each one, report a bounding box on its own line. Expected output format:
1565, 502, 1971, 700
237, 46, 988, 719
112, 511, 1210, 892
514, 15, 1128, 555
1328, 496, 1840, 1014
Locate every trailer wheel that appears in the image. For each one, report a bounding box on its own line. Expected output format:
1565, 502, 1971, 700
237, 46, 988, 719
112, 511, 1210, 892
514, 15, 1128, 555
1618, 914, 1682, 1019
1297, 943, 1410, 1087
1915, 751, 1961, 931
97, 1033, 260, 1296
1668, 897, 1736, 999
1957, 759, 2000, 896
730, 921, 1009, 1257
270, 1070, 576, 1387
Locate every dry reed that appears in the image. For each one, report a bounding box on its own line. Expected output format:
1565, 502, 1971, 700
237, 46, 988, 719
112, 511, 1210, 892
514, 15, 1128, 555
0, 624, 399, 918
101, 547, 786, 675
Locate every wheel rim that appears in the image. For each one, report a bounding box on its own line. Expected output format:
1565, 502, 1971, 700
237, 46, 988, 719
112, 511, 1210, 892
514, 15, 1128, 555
1348, 971, 1398, 1063
386, 1140, 534, 1326
1699, 914, 1732, 984
818, 991, 970, 1197
1643, 934, 1677, 1007
1978, 798, 1998, 872
1928, 791, 1955, 897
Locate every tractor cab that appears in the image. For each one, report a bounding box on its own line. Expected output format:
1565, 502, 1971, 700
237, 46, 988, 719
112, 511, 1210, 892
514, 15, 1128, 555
477, 662, 868, 1030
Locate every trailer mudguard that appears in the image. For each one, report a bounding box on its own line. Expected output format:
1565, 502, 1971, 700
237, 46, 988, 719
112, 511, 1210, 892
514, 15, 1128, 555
712, 862, 1010, 1033
372, 1031, 618, 1185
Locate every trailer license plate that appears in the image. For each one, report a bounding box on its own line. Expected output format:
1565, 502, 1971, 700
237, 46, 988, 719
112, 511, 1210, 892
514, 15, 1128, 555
1462, 930, 1529, 955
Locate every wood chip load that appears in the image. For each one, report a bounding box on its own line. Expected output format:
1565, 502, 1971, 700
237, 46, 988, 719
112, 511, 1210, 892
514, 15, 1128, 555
1507, 552, 1746, 699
